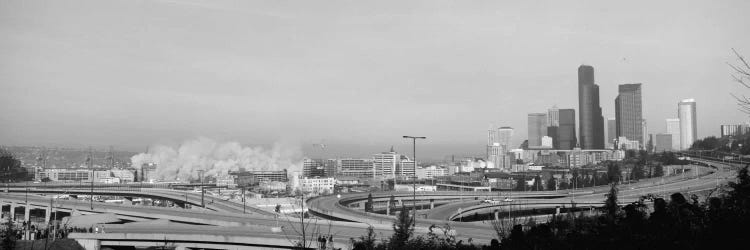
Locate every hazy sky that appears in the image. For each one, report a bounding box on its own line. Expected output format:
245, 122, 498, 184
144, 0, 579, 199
2, 0, 749, 160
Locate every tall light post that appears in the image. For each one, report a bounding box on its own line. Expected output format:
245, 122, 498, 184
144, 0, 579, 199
198, 170, 205, 208
403, 135, 426, 227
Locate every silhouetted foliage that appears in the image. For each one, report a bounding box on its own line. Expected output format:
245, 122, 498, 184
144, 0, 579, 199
494, 164, 750, 249
546, 177, 557, 191
0, 149, 29, 182
532, 176, 543, 191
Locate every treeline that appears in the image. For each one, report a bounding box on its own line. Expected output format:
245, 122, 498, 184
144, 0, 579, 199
0, 149, 31, 183
351, 165, 750, 250
497, 167, 750, 249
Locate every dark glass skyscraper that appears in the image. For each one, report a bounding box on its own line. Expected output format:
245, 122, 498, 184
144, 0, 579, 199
578, 65, 605, 149
558, 109, 577, 150
615, 83, 643, 144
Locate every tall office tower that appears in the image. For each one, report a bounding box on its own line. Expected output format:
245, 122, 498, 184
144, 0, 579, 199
615, 83, 644, 146
487, 127, 501, 168
666, 118, 681, 151
607, 118, 617, 148
642, 119, 648, 149
578, 65, 605, 149
498, 127, 514, 149
558, 109, 577, 150
547, 126, 559, 149
528, 113, 548, 148
678, 99, 698, 150
548, 106, 560, 127
373, 149, 399, 178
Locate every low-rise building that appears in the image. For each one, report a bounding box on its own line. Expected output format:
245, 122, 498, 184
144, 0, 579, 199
415, 166, 447, 179
299, 177, 335, 194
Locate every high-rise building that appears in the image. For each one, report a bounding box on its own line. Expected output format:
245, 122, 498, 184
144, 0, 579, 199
558, 109, 577, 150
498, 127, 514, 151
654, 134, 673, 152
607, 118, 617, 148
615, 83, 643, 146
528, 113, 548, 148
578, 65, 605, 149
721, 124, 745, 137
547, 126, 559, 149
678, 99, 698, 150
548, 106, 560, 127
373, 149, 399, 178
666, 118, 681, 151
642, 119, 648, 148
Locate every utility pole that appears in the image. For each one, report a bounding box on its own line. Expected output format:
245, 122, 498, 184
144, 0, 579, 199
403, 135, 426, 227
198, 170, 205, 208
87, 147, 94, 210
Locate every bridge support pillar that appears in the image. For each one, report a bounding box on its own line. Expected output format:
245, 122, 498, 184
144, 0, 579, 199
430, 199, 434, 209
494, 209, 499, 220
24, 205, 30, 222
386, 201, 390, 215
44, 205, 52, 224
10, 203, 16, 221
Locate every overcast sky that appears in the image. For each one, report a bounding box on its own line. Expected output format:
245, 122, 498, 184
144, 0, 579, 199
1, 0, 749, 160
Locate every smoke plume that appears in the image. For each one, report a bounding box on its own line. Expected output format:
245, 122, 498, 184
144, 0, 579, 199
130, 137, 302, 181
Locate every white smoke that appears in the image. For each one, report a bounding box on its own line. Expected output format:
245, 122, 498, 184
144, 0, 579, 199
130, 137, 302, 181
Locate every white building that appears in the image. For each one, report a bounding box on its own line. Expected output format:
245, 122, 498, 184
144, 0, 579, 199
541, 136, 553, 148
678, 99, 697, 150
617, 136, 640, 151
415, 166, 447, 179
299, 177, 335, 194
110, 169, 135, 182
373, 149, 399, 178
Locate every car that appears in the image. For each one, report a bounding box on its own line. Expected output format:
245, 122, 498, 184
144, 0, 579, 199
503, 197, 513, 202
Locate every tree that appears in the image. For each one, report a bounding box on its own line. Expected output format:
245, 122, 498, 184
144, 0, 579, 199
0, 150, 28, 182
607, 162, 622, 184
387, 179, 395, 191
559, 180, 569, 190
365, 193, 373, 212
654, 165, 665, 177
603, 183, 620, 218
631, 165, 645, 181
515, 177, 526, 191
532, 175, 544, 191
729, 48, 750, 114
2, 217, 15, 250
351, 226, 377, 250
547, 177, 557, 191
390, 206, 413, 249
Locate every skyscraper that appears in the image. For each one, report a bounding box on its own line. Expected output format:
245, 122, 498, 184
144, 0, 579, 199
558, 109, 577, 150
548, 106, 560, 127
607, 118, 617, 148
528, 113, 548, 148
615, 83, 643, 145
498, 127, 514, 151
678, 99, 697, 150
578, 65, 605, 149
666, 118, 681, 151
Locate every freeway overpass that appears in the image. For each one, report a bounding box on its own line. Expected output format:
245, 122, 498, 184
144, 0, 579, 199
2, 186, 276, 216
308, 158, 737, 228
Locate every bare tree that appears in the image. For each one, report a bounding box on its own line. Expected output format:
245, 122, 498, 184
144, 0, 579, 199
729, 48, 750, 113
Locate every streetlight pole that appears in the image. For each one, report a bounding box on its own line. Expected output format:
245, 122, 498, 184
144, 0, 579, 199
403, 135, 426, 227
90, 168, 95, 210
198, 170, 205, 208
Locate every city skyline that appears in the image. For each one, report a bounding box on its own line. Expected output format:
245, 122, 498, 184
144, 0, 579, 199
2, 0, 750, 160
